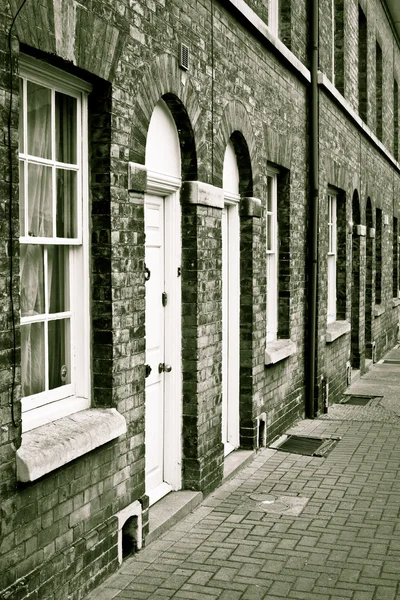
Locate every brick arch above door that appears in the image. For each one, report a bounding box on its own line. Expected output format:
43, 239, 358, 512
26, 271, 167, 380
214, 100, 259, 197
129, 53, 202, 182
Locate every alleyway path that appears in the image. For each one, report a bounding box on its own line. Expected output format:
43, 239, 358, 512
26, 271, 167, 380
86, 348, 400, 600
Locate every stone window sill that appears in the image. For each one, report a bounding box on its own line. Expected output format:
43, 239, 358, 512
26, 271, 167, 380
326, 320, 351, 343
374, 304, 385, 317
391, 298, 400, 308
16, 408, 127, 483
265, 339, 296, 365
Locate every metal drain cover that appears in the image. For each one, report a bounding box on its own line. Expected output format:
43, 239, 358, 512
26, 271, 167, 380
275, 435, 338, 457
246, 493, 309, 515
342, 395, 381, 406
382, 360, 400, 364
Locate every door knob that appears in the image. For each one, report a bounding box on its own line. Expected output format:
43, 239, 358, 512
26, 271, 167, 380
158, 363, 172, 373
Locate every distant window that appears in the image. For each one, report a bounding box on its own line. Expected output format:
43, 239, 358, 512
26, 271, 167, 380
376, 41, 383, 141
358, 5, 368, 122
332, 0, 344, 94
327, 191, 337, 323
376, 209, 382, 304
266, 169, 278, 341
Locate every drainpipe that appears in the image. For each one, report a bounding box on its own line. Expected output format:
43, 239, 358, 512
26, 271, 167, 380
306, 0, 319, 418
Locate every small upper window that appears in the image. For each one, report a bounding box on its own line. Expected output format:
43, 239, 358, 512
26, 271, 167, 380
19, 55, 91, 432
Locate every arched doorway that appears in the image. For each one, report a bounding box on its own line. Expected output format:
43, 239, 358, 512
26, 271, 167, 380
351, 190, 361, 371
221, 140, 240, 456
144, 99, 182, 504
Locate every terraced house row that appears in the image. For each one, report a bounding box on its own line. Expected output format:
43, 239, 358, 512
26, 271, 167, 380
1, 0, 400, 598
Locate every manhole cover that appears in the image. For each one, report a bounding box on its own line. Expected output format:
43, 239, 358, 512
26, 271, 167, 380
275, 435, 338, 457
245, 494, 310, 515
342, 395, 381, 406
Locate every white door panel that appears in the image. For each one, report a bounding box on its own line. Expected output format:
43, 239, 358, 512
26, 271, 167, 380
221, 202, 240, 457
145, 195, 165, 495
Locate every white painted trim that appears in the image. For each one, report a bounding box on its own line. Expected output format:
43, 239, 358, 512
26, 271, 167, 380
222, 202, 240, 455
146, 169, 181, 195
19, 59, 90, 431
147, 482, 173, 507
268, 0, 279, 37
224, 191, 241, 204
116, 501, 143, 564
21, 395, 90, 433
19, 54, 92, 93
163, 188, 182, 492
266, 173, 278, 342
224, 0, 311, 82
327, 192, 337, 324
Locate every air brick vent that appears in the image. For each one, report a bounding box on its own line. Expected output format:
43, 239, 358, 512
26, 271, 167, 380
179, 43, 189, 70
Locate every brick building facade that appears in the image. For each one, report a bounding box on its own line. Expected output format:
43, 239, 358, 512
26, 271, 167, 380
0, 0, 399, 598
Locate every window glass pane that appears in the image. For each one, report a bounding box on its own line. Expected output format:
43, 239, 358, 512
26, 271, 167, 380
19, 161, 25, 236
55, 92, 77, 164
48, 246, 70, 313
28, 163, 52, 237
48, 319, 71, 390
21, 322, 45, 396
27, 81, 51, 159
20, 245, 45, 317
267, 178, 273, 212
19, 78, 24, 154
56, 169, 77, 238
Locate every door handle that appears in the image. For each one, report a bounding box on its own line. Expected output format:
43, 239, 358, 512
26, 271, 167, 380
145, 364, 152, 378
158, 363, 172, 373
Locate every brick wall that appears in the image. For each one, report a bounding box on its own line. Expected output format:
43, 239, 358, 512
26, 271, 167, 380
2, 0, 400, 597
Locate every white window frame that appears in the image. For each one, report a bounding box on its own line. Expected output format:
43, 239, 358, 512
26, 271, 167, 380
19, 55, 91, 432
327, 190, 337, 324
268, 0, 279, 37
266, 168, 279, 343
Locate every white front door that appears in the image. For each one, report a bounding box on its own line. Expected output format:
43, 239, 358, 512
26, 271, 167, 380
144, 188, 182, 505
222, 202, 240, 456
145, 195, 169, 503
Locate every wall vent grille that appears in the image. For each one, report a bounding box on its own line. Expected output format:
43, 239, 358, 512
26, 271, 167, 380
179, 43, 189, 70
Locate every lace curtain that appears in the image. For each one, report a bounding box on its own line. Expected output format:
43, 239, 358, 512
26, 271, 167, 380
21, 83, 73, 397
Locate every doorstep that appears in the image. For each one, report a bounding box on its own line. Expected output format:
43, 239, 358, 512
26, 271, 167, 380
146, 490, 203, 546
146, 450, 256, 546
223, 449, 256, 483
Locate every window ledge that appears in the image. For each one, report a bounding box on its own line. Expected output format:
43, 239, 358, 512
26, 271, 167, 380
374, 304, 385, 317
16, 408, 127, 483
326, 320, 351, 343
265, 339, 296, 365
391, 298, 400, 308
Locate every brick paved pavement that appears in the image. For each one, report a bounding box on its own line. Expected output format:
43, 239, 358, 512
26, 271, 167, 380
86, 351, 400, 600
